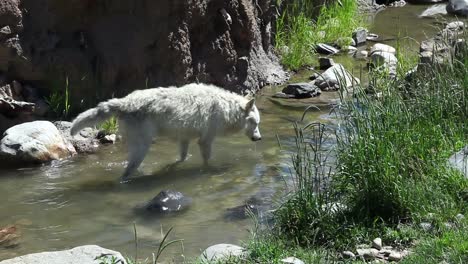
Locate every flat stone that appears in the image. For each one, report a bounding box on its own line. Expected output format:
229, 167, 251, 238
315, 43, 339, 55
0, 245, 126, 264
282, 83, 321, 98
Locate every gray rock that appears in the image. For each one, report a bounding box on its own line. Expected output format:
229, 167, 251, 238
353, 28, 367, 46
0, 245, 127, 264
315, 43, 339, 55
447, 0, 468, 16
372, 238, 382, 250
282, 83, 321, 98
318, 57, 335, 70
370, 51, 398, 77
370, 43, 396, 55
342, 251, 356, 259
201, 244, 246, 262
315, 64, 360, 91
356, 248, 379, 260
54, 121, 100, 154
0, 121, 76, 164
448, 146, 467, 178
455, 213, 465, 220
138, 190, 192, 214
281, 257, 305, 264
354, 50, 368, 60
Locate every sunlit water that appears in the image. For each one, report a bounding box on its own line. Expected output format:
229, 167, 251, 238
0, 4, 460, 262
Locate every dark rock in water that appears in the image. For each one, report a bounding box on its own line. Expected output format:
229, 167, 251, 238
447, 0, 468, 17
282, 83, 321, 99
224, 195, 271, 221
352, 28, 367, 46
272, 92, 295, 99
315, 43, 339, 55
318, 57, 335, 70
138, 190, 192, 214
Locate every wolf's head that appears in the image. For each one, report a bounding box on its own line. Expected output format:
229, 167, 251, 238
243, 99, 262, 141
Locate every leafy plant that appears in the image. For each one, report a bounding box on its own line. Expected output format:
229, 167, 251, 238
45, 76, 71, 119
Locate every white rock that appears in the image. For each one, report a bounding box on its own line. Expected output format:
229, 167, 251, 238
281, 256, 305, 264
370, 43, 396, 55
388, 251, 402, 261
356, 248, 379, 260
370, 51, 398, 77
0, 245, 126, 264
0, 121, 76, 163
342, 251, 356, 259
314, 64, 360, 91
372, 238, 382, 250
201, 244, 246, 262
448, 146, 467, 178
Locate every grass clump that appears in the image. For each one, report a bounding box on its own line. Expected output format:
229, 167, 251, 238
275, 0, 364, 70
45, 76, 71, 119
98, 116, 119, 135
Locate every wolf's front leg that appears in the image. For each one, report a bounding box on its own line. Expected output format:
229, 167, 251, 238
179, 140, 190, 162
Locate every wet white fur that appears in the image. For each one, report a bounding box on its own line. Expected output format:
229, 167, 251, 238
70, 83, 261, 182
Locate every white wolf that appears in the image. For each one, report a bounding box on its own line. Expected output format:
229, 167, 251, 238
70, 83, 262, 182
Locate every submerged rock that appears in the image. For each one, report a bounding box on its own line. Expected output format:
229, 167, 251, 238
282, 83, 321, 99
0, 245, 127, 264
137, 190, 192, 214
201, 244, 246, 262
419, 4, 448, 17
0, 121, 76, 164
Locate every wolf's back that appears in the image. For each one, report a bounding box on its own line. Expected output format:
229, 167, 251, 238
70, 99, 121, 136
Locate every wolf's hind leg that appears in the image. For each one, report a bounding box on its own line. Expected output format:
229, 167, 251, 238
179, 140, 190, 162
198, 138, 213, 166
120, 119, 154, 183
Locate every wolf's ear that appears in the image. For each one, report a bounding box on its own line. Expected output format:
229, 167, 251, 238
245, 99, 255, 112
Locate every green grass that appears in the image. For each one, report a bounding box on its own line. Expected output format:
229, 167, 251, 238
203, 29, 468, 264
45, 76, 71, 119
275, 0, 365, 70
98, 116, 119, 135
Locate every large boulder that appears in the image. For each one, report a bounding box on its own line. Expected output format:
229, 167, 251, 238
0, 121, 76, 164
0, 245, 127, 264
0, 0, 287, 112
447, 0, 468, 16
314, 64, 360, 91
370, 51, 398, 77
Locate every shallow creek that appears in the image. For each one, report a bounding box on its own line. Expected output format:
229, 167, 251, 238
0, 4, 455, 262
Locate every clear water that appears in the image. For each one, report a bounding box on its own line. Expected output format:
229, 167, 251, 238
0, 3, 456, 262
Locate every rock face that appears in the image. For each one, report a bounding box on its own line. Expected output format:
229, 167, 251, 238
447, 0, 468, 16
0, 121, 76, 164
0, 0, 287, 111
0, 245, 127, 264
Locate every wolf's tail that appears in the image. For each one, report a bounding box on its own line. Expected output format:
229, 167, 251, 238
70, 99, 121, 136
